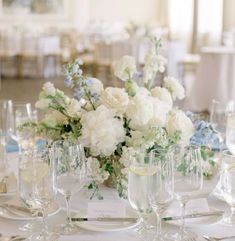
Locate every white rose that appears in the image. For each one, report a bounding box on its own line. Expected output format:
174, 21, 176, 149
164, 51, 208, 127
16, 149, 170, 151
42, 110, 67, 127
166, 110, 195, 145
101, 87, 129, 114
126, 93, 154, 130
119, 147, 136, 168
42, 82, 56, 96
114, 55, 137, 81
88, 78, 104, 96
151, 87, 173, 107
164, 76, 185, 100
80, 105, 125, 156
35, 98, 51, 109
67, 99, 81, 118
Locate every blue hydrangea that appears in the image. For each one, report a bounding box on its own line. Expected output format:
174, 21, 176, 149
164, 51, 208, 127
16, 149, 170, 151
190, 120, 220, 150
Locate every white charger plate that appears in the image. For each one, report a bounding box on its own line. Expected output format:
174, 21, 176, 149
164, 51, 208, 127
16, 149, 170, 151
0, 202, 60, 221
75, 218, 141, 232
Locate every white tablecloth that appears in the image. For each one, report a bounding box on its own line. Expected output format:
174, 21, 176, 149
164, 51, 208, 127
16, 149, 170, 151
1, 154, 235, 241
187, 46, 235, 112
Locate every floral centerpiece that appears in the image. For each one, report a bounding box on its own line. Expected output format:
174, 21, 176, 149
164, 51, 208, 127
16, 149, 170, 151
28, 39, 206, 198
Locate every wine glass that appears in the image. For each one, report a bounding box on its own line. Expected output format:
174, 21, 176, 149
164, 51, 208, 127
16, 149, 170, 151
226, 113, 235, 155
19, 147, 59, 240
210, 99, 234, 152
128, 149, 157, 233
148, 148, 174, 241
171, 144, 203, 241
7, 102, 37, 151
51, 140, 87, 235
220, 150, 235, 225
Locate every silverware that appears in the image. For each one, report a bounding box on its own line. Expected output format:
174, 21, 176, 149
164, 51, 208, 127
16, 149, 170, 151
203, 235, 235, 241
71, 217, 138, 222
162, 210, 224, 221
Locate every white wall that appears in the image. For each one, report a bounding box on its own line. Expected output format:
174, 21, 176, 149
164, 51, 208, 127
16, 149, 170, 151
89, 0, 158, 24
0, 0, 159, 30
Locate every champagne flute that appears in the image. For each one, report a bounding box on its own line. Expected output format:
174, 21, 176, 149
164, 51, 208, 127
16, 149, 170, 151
171, 144, 203, 241
220, 150, 235, 225
148, 148, 174, 241
19, 147, 59, 240
128, 149, 157, 233
51, 140, 87, 235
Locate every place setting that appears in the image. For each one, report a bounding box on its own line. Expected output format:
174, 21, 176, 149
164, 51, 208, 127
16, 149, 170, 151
1, 5, 235, 239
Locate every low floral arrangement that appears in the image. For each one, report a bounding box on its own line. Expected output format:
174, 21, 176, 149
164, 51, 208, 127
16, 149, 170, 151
26, 39, 217, 198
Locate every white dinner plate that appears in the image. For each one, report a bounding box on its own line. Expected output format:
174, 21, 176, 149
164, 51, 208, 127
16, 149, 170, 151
75, 218, 141, 232
165, 207, 223, 228
0, 202, 60, 221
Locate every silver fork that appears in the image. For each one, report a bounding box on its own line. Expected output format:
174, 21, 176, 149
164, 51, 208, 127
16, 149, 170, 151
203, 235, 235, 241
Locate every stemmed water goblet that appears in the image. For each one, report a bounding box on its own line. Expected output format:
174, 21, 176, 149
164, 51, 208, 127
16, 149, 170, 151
128, 149, 159, 234
171, 144, 203, 241
148, 148, 174, 241
7, 102, 37, 152
19, 147, 59, 240
220, 150, 235, 226
210, 99, 234, 152
51, 140, 87, 235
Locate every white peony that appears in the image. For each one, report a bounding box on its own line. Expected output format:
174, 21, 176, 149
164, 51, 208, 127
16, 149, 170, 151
151, 87, 173, 107
80, 105, 125, 156
42, 82, 56, 96
101, 87, 129, 114
114, 55, 137, 81
126, 93, 154, 130
166, 110, 194, 145
42, 110, 67, 127
88, 78, 104, 96
164, 76, 185, 100
87, 157, 109, 182
35, 98, 51, 110
67, 99, 81, 118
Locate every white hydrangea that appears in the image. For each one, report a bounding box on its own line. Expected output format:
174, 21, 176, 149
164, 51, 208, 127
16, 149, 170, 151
35, 98, 51, 110
80, 105, 125, 156
114, 56, 137, 81
100, 87, 129, 114
42, 82, 56, 96
126, 93, 154, 130
66, 99, 81, 118
151, 87, 173, 107
42, 110, 67, 127
87, 157, 109, 183
119, 147, 137, 168
164, 76, 185, 100
166, 110, 194, 145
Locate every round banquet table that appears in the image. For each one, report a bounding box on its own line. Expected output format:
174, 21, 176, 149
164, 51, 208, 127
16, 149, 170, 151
187, 46, 235, 112
1, 153, 235, 241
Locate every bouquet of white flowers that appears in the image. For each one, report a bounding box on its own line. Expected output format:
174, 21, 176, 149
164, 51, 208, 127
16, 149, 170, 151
28, 38, 195, 198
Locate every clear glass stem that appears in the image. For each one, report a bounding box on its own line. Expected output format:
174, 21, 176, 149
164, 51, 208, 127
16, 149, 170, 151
41, 207, 48, 236
156, 211, 162, 238
180, 201, 187, 237
65, 195, 72, 226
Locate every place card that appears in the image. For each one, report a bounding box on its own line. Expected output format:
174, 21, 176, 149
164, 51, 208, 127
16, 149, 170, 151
87, 201, 126, 217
